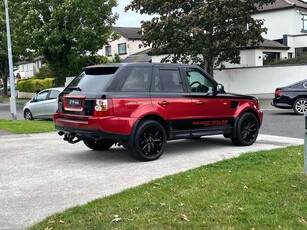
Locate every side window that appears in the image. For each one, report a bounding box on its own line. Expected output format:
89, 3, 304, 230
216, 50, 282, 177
36, 91, 49, 101
153, 69, 184, 92
48, 90, 61, 99
122, 67, 151, 92
291, 82, 307, 89
186, 68, 214, 93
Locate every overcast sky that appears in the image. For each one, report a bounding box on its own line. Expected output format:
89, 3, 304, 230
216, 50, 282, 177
113, 0, 153, 27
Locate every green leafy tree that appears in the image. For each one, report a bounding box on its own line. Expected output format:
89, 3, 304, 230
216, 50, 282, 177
17, 0, 118, 86
126, 0, 276, 76
68, 55, 110, 76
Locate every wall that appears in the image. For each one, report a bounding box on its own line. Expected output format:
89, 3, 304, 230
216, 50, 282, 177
214, 65, 307, 98
253, 9, 302, 40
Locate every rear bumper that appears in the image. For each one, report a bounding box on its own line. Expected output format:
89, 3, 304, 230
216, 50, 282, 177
271, 99, 292, 109
53, 113, 136, 140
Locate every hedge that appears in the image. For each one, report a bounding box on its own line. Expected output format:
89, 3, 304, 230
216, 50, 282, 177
17, 78, 54, 93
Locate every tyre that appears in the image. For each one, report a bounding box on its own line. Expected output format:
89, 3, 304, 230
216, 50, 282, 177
293, 98, 307, 115
129, 120, 167, 161
231, 112, 259, 146
24, 109, 34, 120
83, 139, 114, 151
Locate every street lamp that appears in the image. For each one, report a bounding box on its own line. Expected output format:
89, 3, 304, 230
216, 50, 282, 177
4, 0, 17, 120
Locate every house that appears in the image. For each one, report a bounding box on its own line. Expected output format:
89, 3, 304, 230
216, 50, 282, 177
253, 0, 307, 58
100, 27, 149, 61
16, 57, 43, 79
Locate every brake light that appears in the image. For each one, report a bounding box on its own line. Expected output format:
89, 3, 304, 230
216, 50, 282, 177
93, 99, 113, 116
275, 89, 281, 96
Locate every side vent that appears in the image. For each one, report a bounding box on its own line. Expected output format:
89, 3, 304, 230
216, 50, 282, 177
230, 101, 239, 109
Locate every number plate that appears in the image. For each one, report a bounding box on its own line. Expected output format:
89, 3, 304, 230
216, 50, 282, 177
67, 98, 82, 107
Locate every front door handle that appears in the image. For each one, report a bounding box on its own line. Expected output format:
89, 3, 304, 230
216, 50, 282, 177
195, 100, 204, 105
158, 101, 170, 106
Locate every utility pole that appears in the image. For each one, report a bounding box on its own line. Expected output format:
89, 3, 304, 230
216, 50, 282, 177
4, 0, 17, 120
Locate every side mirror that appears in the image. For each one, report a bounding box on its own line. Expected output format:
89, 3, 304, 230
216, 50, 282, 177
216, 84, 225, 93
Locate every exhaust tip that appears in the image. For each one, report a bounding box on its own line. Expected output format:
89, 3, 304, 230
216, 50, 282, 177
58, 131, 64, 136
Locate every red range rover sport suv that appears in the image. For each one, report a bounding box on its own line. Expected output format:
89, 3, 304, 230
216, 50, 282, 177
53, 63, 263, 161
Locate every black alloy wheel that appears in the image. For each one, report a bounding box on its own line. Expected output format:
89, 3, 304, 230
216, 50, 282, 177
130, 120, 167, 161
231, 112, 259, 146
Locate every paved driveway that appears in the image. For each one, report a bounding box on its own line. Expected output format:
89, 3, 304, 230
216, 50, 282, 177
0, 132, 303, 229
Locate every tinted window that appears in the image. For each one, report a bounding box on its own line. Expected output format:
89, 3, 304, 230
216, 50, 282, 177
67, 67, 118, 92
186, 68, 215, 93
153, 69, 184, 92
122, 67, 151, 92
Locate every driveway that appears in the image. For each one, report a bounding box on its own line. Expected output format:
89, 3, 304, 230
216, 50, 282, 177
0, 132, 303, 229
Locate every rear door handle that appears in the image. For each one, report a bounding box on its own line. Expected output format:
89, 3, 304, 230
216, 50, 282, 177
158, 101, 170, 106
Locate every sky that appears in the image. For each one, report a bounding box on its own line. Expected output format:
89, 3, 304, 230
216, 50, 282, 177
113, 0, 153, 27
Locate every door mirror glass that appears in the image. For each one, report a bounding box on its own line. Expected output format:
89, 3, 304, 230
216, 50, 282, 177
216, 84, 225, 93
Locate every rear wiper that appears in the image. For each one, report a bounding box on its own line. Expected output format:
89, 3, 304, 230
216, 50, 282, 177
67, 86, 82, 91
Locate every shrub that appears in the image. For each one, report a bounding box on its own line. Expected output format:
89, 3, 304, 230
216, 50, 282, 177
17, 78, 54, 92
267, 55, 307, 65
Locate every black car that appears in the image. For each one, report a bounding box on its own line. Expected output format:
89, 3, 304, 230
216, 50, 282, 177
272, 79, 307, 115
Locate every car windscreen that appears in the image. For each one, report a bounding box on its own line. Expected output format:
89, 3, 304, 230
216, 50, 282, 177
67, 67, 119, 92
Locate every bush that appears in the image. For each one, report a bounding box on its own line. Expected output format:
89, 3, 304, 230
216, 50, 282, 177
17, 78, 54, 92
267, 55, 307, 65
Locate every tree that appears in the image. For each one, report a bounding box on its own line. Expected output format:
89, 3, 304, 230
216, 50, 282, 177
126, 0, 276, 76
16, 0, 118, 86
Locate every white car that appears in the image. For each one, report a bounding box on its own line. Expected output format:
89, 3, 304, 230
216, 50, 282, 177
23, 87, 64, 120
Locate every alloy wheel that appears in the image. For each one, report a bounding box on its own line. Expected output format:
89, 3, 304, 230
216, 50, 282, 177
239, 117, 257, 143
139, 126, 164, 157
294, 99, 307, 115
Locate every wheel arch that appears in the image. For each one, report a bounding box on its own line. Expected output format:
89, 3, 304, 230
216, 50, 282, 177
292, 96, 307, 106
139, 114, 169, 136
128, 114, 169, 149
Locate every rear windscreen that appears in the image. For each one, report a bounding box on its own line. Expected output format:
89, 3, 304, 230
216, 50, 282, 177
67, 67, 119, 92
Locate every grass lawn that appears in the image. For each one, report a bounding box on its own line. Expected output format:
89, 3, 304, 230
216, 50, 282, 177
0, 120, 55, 134
29, 145, 307, 230
0, 97, 29, 105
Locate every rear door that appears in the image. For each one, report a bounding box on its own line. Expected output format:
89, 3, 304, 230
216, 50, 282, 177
150, 66, 191, 138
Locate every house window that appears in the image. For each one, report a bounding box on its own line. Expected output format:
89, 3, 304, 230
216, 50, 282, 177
302, 14, 307, 32
105, 46, 112, 57
263, 52, 280, 65
295, 47, 307, 57
288, 53, 293, 59
118, 43, 127, 55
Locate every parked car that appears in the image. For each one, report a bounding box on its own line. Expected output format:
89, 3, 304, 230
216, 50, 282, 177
272, 79, 307, 115
53, 63, 263, 161
23, 87, 64, 120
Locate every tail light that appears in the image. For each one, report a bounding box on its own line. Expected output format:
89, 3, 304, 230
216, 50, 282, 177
275, 89, 282, 96
94, 99, 113, 116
